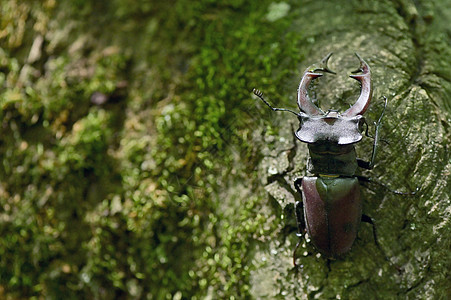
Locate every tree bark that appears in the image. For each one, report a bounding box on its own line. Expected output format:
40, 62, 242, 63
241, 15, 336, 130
251, 0, 450, 298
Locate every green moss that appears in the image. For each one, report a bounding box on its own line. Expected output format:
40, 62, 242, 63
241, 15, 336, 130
0, 0, 305, 298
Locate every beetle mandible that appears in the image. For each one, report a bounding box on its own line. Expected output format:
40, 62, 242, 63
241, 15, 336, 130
253, 53, 392, 264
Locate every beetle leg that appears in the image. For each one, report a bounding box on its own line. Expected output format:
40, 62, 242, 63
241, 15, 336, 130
357, 175, 418, 195
362, 214, 403, 274
363, 119, 388, 144
370, 97, 388, 166
357, 158, 371, 170
293, 178, 306, 266
361, 215, 386, 262
294, 201, 305, 236
293, 201, 305, 267
367, 96, 387, 168
293, 178, 306, 234
358, 97, 388, 170
361, 214, 379, 247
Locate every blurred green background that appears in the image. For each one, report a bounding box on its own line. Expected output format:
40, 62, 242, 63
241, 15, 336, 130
0, 0, 297, 298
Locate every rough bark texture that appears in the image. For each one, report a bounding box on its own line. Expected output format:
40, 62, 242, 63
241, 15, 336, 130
0, 0, 449, 299
252, 1, 451, 299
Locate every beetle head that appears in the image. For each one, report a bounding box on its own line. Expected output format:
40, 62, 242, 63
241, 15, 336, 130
295, 113, 364, 145
295, 53, 372, 145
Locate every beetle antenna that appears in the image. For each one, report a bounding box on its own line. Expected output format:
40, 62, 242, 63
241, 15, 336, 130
252, 89, 300, 116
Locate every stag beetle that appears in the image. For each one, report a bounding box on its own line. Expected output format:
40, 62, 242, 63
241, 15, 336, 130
253, 53, 408, 265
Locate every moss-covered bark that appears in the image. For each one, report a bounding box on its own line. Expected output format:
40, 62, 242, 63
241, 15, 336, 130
0, 0, 449, 299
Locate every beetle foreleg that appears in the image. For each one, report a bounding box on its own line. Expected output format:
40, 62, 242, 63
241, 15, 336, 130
364, 97, 388, 169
